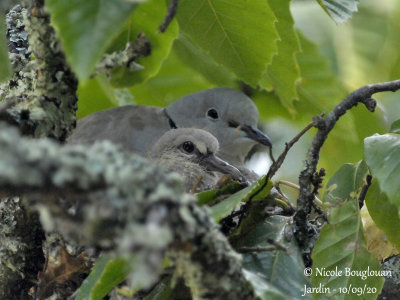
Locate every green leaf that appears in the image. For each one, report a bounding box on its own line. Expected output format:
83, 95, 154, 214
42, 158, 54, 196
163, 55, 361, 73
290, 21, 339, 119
96, 76, 135, 106
210, 176, 272, 222
296, 33, 358, 140
143, 276, 173, 300
238, 216, 311, 300
77, 76, 119, 118
173, 32, 238, 87
130, 50, 215, 107
365, 179, 400, 251
364, 133, 400, 206
260, 0, 300, 115
176, 0, 279, 86
0, 12, 11, 83
312, 199, 384, 299
46, 0, 138, 81
76, 255, 131, 300
339, 4, 393, 86
196, 181, 246, 206
296, 33, 347, 114
242, 269, 295, 300
109, 0, 179, 87
390, 119, 400, 134
197, 189, 218, 206
317, 0, 359, 24
323, 161, 368, 203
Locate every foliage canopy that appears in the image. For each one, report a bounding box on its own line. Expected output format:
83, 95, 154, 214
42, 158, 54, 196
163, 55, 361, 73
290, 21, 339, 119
1, 0, 399, 299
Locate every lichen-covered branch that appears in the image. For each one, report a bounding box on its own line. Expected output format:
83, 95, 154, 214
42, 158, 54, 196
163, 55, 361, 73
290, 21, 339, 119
0, 1, 78, 141
158, 0, 178, 33
5, 4, 29, 57
0, 3, 78, 297
0, 2, 78, 298
93, 32, 151, 77
0, 123, 256, 299
0, 197, 45, 298
295, 79, 400, 266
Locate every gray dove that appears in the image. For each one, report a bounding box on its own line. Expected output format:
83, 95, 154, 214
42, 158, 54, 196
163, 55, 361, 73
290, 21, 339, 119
149, 128, 243, 192
67, 88, 271, 180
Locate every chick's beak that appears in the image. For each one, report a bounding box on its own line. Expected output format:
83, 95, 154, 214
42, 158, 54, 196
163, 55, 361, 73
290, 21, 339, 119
240, 124, 272, 147
200, 154, 243, 181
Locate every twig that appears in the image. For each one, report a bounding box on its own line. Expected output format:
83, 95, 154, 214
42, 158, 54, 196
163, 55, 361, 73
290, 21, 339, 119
190, 174, 203, 194
294, 79, 400, 266
268, 146, 276, 165
158, 0, 178, 33
94, 33, 151, 76
267, 122, 314, 179
358, 174, 372, 208
231, 122, 314, 228
237, 239, 292, 255
244, 122, 313, 205
278, 180, 322, 206
267, 238, 293, 255
248, 122, 314, 202
237, 245, 277, 253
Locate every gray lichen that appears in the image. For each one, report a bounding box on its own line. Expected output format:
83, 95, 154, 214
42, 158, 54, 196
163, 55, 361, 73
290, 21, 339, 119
1, 2, 78, 141
93, 32, 151, 78
0, 123, 256, 299
6, 5, 29, 57
0, 2, 78, 298
0, 196, 44, 299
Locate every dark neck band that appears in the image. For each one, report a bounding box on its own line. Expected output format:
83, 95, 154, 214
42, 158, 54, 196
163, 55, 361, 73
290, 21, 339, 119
163, 109, 178, 129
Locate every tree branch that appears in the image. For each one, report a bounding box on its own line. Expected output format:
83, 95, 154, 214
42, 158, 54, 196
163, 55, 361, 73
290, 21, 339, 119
0, 3, 79, 296
358, 174, 372, 208
0, 1, 78, 141
294, 79, 400, 266
93, 32, 151, 77
267, 121, 314, 179
0, 123, 256, 299
158, 0, 178, 33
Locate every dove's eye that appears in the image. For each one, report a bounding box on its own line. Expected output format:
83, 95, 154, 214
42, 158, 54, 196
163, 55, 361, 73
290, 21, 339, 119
182, 141, 195, 153
207, 108, 219, 120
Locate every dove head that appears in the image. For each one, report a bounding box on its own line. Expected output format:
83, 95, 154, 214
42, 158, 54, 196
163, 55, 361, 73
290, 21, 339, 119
150, 128, 243, 181
165, 88, 271, 165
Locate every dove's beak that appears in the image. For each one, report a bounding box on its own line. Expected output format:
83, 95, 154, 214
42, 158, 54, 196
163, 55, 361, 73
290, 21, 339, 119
228, 121, 272, 147
241, 124, 272, 147
200, 154, 243, 181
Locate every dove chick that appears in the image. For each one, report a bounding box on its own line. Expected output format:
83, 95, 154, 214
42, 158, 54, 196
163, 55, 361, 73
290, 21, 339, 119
149, 128, 243, 193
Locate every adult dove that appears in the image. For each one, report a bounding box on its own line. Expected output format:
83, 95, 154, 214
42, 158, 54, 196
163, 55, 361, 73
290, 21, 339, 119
149, 128, 243, 192
67, 88, 271, 179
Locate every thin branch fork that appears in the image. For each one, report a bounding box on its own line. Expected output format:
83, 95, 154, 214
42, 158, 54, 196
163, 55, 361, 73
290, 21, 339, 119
294, 79, 400, 265
267, 121, 314, 179
231, 122, 314, 231
244, 121, 314, 204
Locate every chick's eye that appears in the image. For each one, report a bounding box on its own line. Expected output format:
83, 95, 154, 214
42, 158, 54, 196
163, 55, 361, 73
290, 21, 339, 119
182, 141, 195, 153
207, 108, 219, 120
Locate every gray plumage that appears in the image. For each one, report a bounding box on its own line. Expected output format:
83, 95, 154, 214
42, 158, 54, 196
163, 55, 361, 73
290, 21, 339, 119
67, 88, 271, 181
149, 128, 243, 192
